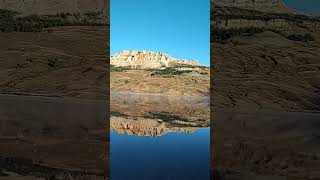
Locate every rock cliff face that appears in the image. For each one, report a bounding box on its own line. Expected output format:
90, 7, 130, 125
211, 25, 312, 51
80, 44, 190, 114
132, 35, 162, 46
212, 0, 320, 42
213, 0, 291, 13
111, 50, 201, 69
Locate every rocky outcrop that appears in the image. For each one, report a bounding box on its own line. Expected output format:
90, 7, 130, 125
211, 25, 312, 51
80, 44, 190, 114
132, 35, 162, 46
213, 0, 291, 13
111, 50, 201, 69
212, 0, 320, 42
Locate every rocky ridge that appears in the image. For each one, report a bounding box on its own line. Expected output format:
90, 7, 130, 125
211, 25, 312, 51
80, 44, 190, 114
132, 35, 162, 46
212, 0, 320, 42
111, 50, 201, 69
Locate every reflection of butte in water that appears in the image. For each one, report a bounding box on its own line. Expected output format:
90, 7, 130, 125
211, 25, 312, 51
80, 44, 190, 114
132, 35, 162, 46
111, 117, 203, 137
111, 91, 210, 136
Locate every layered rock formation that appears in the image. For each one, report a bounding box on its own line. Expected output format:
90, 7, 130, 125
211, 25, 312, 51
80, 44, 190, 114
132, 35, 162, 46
111, 117, 199, 137
0, 0, 108, 23
213, 0, 291, 13
212, 0, 320, 42
111, 50, 201, 69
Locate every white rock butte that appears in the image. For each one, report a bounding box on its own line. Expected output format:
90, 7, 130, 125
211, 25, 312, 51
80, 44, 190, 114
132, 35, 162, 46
111, 50, 201, 69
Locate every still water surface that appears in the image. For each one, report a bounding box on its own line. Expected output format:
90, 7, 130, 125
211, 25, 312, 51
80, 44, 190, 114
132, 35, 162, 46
110, 128, 210, 180
110, 92, 210, 180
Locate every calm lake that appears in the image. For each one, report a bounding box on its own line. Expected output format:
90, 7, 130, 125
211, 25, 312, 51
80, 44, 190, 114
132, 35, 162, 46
110, 92, 210, 180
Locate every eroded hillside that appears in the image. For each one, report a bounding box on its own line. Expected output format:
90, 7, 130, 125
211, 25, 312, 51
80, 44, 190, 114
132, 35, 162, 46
0, 0, 109, 100
211, 0, 320, 111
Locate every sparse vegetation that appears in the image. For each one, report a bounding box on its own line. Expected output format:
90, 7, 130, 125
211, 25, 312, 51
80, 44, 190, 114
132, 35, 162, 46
111, 111, 128, 117
84, 11, 102, 18
287, 33, 315, 42
0, 9, 105, 33
173, 63, 208, 69
212, 27, 264, 42
110, 65, 130, 72
147, 112, 188, 122
150, 67, 192, 76
199, 72, 208, 75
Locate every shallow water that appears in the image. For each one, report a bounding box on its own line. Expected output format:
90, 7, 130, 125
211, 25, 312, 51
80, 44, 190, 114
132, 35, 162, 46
110, 91, 210, 180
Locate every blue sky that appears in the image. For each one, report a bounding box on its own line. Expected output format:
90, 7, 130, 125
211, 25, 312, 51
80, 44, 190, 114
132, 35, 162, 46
110, 0, 210, 66
284, 0, 320, 15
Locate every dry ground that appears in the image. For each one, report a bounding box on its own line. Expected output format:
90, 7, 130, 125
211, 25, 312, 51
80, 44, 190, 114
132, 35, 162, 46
111, 70, 210, 97
0, 26, 108, 99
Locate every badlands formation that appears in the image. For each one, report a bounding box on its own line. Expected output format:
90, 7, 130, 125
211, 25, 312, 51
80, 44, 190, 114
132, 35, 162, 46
111, 50, 210, 96
111, 50, 201, 69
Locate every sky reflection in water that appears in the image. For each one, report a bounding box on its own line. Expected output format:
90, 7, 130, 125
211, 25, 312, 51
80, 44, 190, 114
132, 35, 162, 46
110, 128, 210, 180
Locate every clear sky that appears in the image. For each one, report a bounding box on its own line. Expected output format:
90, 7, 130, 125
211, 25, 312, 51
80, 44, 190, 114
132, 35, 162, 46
284, 0, 320, 15
110, 0, 210, 66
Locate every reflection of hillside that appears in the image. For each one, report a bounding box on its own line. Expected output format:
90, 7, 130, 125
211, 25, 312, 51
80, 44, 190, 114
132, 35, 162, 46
111, 91, 210, 119
110, 92, 209, 136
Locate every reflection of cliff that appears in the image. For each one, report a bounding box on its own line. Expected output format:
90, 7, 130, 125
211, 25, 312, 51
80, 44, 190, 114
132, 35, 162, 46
110, 92, 209, 136
111, 92, 209, 119
111, 116, 204, 137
